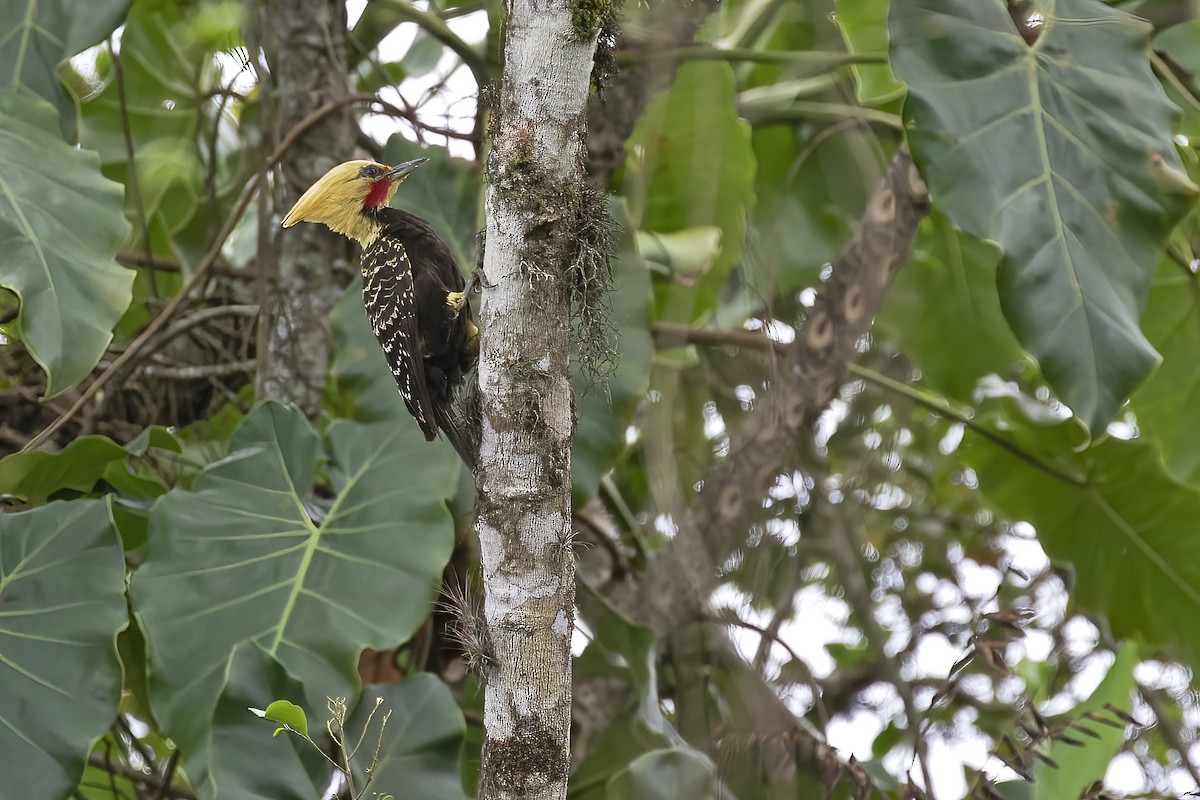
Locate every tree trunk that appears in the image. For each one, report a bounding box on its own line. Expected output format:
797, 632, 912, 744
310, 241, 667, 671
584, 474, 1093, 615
475, 1, 602, 797
256, 0, 354, 416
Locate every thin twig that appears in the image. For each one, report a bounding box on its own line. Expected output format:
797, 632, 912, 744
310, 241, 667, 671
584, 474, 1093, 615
1139, 684, 1200, 790
378, 0, 488, 84
619, 46, 887, 70
1152, 51, 1200, 115
573, 501, 630, 579
651, 320, 785, 352
108, 305, 259, 392
845, 363, 1089, 487
369, 94, 479, 142
652, 322, 1090, 488
717, 612, 830, 727
141, 359, 257, 380
115, 716, 157, 774
112, 40, 158, 297
738, 100, 903, 130
816, 492, 937, 797
154, 751, 181, 800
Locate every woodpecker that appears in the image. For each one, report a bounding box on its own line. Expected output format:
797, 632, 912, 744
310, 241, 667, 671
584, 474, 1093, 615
281, 158, 477, 469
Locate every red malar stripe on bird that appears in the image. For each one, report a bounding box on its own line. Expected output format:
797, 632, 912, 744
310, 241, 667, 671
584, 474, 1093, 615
363, 178, 392, 208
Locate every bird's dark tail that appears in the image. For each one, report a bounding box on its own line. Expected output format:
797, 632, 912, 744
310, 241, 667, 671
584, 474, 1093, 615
435, 403, 479, 473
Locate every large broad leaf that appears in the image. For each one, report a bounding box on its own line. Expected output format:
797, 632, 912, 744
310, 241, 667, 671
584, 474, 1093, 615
0, 426, 178, 503
606, 749, 720, 800
626, 61, 756, 320
192, 643, 322, 800
880, 212, 1024, 402
130, 402, 458, 783
78, 0, 216, 251
347, 675, 470, 800
1032, 643, 1137, 800
0, 0, 128, 116
1132, 251, 1200, 484
572, 584, 689, 799
0, 89, 133, 395
835, 0, 905, 105
963, 404, 1200, 670
748, 124, 878, 300
891, 0, 1195, 432
0, 500, 126, 800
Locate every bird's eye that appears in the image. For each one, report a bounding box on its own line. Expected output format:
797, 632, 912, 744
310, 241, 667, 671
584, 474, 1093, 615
359, 165, 382, 179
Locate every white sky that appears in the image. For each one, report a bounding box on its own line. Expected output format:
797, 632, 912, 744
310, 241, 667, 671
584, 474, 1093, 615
347, 0, 483, 158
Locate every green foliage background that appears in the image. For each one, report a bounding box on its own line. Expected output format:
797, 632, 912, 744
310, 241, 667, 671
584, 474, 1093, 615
0, 0, 1199, 797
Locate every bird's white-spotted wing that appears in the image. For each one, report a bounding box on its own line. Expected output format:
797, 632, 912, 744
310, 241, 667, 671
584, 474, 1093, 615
361, 236, 437, 439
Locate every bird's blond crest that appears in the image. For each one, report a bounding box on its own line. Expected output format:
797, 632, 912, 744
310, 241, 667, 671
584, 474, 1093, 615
281, 160, 403, 246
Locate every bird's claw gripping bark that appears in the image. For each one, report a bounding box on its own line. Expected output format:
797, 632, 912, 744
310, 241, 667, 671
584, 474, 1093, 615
463, 265, 495, 295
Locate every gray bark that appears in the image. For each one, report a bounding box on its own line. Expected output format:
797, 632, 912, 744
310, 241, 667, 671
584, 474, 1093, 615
256, 0, 354, 417
475, 1, 602, 797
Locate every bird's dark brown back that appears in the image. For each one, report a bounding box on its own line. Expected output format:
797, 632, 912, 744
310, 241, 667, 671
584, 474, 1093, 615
372, 207, 473, 404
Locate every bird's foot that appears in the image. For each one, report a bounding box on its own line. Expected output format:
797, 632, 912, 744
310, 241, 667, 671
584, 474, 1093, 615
463, 265, 495, 295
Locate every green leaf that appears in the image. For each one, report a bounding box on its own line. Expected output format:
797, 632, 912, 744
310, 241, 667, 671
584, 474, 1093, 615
572, 583, 684, 798
571, 716, 685, 800
356, 60, 407, 94
606, 749, 720, 800
1154, 19, 1200, 77
576, 588, 660, 706
891, 0, 1194, 432
189, 0, 241, 48
880, 212, 1024, 402
198, 643, 321, 800
747, 124, 876, 299
0, 89, 133, 395
0, 426, 178, 503
964, 407, 1200, 670
0, 0, 128, 115
76, 765, 138, 799
130, 402, 458, 773
1033, 643, 1138, 800
627, 61, 756, 319
347, 675, 469, 800
834, 0, 905, 105
636, 227, 722, 277
404, 28, 444, 77
261, 699, 308, 737
0, 500, 126, 800
0, 436, 126, 501
1132, 252, 1200, 484
78, 0, 215, 251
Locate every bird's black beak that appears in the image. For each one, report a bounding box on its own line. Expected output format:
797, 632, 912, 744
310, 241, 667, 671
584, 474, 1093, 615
384, 158, 429, 179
